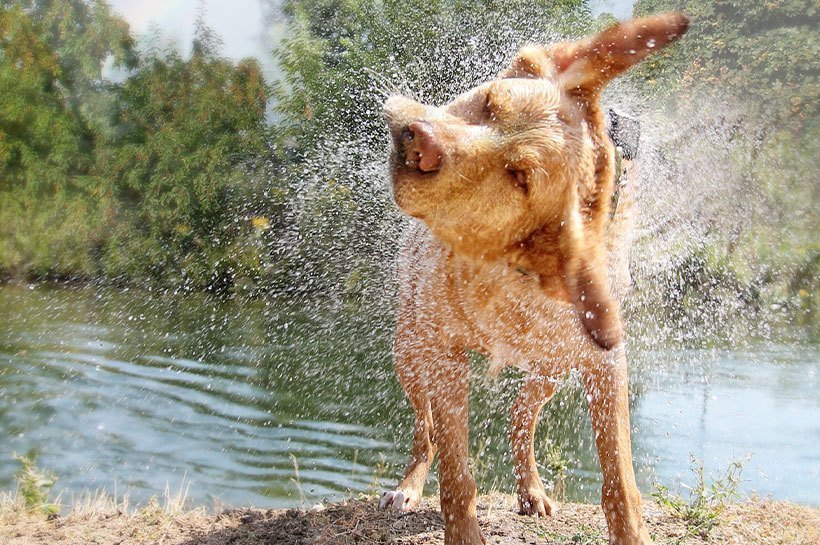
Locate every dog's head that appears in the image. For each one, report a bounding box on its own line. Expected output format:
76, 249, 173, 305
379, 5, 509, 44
384, 13, 688, 348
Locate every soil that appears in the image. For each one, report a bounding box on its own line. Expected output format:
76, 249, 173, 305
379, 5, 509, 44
1, 493, 817, 545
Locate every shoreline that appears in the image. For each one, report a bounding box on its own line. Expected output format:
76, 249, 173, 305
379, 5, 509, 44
2, 493, 817, 545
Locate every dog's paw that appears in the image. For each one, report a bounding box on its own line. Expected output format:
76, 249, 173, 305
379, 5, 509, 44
517, 487, 557, 517
379, 489, 419, 512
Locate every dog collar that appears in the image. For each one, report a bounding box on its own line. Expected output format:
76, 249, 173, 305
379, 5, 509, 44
610, 147, 626, 219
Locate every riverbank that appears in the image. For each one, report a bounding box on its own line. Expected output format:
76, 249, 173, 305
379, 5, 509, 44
1, 493, 817, 545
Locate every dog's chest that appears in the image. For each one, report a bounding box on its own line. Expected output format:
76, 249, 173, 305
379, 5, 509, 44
450, 261, 585, 374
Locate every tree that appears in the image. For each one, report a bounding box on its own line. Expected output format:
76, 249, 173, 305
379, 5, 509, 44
95, 19, 273, 290
633, 0, 818, 125
0, 3, 277, 291
627, 0, 820, 337
0, 2, 132, 277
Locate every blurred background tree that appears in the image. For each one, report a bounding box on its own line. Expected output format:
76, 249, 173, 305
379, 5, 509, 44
1, 1, 277, 291
95, 19, 273, 291
625, 0, 819, 337
0, 0, 134, 278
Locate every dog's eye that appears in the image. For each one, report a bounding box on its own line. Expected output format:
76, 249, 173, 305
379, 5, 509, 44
484, 94, 496, 120
508, 169, 529, 195
485, 91, 504, 122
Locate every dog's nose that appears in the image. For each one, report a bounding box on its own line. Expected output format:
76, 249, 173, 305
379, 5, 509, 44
403, 121, 442, 172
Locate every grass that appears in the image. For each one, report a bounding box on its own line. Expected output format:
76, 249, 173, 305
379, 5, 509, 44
544, 444, 569, 502
289, 453, 306, 506
1, 453, 61, 518
1, 455, 195, 523
367, 452, 390, 496
652, 455, 745, 541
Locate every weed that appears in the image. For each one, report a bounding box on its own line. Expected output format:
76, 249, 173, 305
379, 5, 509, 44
289, 453, 306, 505
652, 455, 745, 540
368, 453, 389, 495
13, 452, 60, 516
544, 444, 569, 502
161, 474, 191, 514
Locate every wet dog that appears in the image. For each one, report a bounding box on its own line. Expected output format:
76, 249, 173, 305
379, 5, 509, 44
381, 14, 689, 545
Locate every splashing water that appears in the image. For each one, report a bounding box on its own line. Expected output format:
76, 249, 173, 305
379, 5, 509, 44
1, 3, 817, 513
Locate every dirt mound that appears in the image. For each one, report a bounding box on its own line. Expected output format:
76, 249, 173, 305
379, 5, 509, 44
2, 494, 817, 544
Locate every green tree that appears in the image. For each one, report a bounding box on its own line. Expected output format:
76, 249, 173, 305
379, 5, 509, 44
0, 2, 132, 278
1, 3, 278, 291
627, 0, 820, 337
96, 19, 274, 290
633, 0, 819, 125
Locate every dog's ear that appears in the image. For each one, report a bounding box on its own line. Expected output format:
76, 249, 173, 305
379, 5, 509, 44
569, 254, 623, 350
502, 13, 689, 94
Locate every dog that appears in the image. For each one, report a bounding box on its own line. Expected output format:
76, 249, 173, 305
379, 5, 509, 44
380, 13, 689, 545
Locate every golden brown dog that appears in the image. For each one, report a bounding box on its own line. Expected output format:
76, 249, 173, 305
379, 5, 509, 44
380, 14, 689, 545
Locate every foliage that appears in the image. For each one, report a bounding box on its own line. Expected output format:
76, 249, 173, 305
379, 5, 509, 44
652, 456, 744, 540
0, 2, 127, 278
544, 444, 568, 502
13, 452, 59, 516
622, 0, 820, 338
633, 0, 819, 125
95, 24, 274, 290
0, 2, 278, 291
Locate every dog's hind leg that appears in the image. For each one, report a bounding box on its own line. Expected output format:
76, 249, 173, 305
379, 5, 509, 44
510, 373, 558, 517
380, 325, 436, 511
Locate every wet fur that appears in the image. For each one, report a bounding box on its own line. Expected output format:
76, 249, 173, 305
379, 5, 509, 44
381, 14, 688, 545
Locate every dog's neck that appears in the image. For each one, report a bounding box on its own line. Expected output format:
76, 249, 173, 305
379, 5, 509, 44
503, 221, 576, 302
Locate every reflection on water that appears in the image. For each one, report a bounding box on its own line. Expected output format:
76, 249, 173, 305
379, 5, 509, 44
0, 284, 817, 508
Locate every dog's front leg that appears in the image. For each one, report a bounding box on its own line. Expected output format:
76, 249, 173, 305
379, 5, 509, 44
582, 347, 652, 545
381, 323, 437, 511
430, 348, 484, 545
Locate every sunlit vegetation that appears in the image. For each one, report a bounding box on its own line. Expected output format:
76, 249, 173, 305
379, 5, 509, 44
0, 453, 60, 518
0, 0, 817, 335
1, 456, 195, 522
652, 456, 745, 541
1, 0, 274, 291
630, 0, 820, 339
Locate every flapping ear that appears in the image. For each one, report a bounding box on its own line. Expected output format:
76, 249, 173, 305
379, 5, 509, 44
502, 12, 689, 94
569, 255, 623, 350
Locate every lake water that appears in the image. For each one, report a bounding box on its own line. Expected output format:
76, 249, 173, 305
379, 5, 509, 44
0, 284, 817, 509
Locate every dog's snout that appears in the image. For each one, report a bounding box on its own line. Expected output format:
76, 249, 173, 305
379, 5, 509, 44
383, 96, 444, 173
403, 121, 442, 172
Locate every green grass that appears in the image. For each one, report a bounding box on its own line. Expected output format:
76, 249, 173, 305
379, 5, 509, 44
652, 455, 745, 541
544, 444, 569, 502
11, 452, 60, 517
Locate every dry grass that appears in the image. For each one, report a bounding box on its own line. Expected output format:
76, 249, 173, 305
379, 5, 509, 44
1, 492, 817, 545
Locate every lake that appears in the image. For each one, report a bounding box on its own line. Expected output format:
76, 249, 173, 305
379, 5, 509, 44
0, 283, 817, 509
